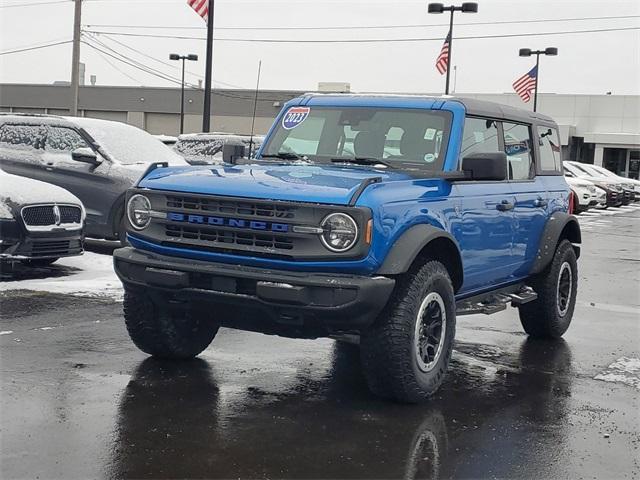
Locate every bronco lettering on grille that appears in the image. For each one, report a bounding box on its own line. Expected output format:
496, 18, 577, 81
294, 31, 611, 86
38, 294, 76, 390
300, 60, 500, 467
167, 212, 290, 232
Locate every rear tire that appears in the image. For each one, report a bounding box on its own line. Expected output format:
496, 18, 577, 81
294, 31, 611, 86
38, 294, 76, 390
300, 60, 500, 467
519, 239, 577, 338
123, 287, 219, 359
360, 260, 456, 403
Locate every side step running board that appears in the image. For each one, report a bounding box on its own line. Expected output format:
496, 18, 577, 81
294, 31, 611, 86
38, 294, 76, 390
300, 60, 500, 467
456, 286, 537, 316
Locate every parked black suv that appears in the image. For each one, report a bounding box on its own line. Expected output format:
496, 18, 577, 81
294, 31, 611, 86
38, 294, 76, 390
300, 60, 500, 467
0, 114, 187, 242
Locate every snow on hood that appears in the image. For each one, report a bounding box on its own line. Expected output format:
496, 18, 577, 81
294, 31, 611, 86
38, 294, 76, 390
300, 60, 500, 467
565, 177, 595, 188
0, 168, 82, 208
65, 117, 188, 167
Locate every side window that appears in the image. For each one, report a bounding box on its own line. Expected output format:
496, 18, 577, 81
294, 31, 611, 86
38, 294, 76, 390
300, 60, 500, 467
45, 126, 89, 152
460, 117, 500, 158
0, 124, 44, 149
537, 126, 562, 171
503, 122, 533, 180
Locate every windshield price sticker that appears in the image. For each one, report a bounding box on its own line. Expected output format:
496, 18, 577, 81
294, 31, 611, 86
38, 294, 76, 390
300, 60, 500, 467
282, 107, 310, 130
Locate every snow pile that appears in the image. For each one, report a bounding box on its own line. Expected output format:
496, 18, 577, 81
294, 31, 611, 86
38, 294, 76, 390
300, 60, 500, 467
594, 357, 640, 390
0, 251, 123, 301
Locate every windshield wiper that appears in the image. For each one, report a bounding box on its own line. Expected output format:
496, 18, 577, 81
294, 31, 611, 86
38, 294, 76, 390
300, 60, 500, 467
331, 156, 393, 168
260, 152, 304, 161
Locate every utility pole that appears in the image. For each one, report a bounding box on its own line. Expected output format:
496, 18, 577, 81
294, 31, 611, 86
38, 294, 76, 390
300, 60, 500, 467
202, 0, 215, 132
518, 47, 558, 112
70, 0, 82, 116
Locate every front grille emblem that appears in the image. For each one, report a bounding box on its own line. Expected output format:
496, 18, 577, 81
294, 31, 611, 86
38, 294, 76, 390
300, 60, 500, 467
53, 205, 61, 226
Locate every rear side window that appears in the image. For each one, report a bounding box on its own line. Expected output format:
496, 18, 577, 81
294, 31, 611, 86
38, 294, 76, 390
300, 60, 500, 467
461, 117, 500, 158
0, 124, 44, 149
538, 126, 562, 171
45, 126, 89, 152
503, 122, 533, 180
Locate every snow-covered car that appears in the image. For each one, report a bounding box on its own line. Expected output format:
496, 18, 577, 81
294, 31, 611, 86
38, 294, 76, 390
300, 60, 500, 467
0, 114, 188, 244
174, 132, 264, 165
575, 163, 639, 203
0, 168, 84, 267
564, 161, 624, 207
593, 185, 608, 209
565, 176, 598, 213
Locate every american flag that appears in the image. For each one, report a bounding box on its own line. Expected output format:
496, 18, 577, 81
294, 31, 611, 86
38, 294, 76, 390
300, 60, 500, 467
512, 66, 538, 103
187, 0, 209, 22
435, 31, 450, 75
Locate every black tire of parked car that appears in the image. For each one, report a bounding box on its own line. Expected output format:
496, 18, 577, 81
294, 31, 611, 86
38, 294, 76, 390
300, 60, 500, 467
360, 260, 456, 403
21, 258, 59, 267
519, 239, 578, 338
123, 286, 219, 359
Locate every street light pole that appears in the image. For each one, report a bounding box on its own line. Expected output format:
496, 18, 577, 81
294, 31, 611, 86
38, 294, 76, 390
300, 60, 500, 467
428, 2, 478, 95
70, 0, 82, 116
170, 53, 198, 134
518, 47, 558, 112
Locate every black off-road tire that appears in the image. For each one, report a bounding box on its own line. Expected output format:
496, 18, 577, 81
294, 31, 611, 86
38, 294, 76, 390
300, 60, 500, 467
519, 239, 578, 338
21, 257, 59, 267
360, 260, 456, 403
123, 287, 219, 359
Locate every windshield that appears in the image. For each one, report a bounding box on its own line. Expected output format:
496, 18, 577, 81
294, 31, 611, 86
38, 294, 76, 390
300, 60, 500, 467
71, 118, 184, 165
261, 107, 452, 170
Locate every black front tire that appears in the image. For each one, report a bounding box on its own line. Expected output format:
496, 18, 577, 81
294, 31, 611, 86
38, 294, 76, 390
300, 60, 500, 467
360, 260, 456, 403
21, 258, 59, 267
519, 239, 578, 338
123, 287, 219, 359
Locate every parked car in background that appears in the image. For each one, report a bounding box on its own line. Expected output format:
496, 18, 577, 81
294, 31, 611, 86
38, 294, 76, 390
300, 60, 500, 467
0, 168, 84, 267
154, 134, 178, 147
564, 161, 623, 207
593, 185, 608, 209
174, 132, 265, 165
576, 162, 639, 203
565, 176, 598, 213
0, 114, 188, 244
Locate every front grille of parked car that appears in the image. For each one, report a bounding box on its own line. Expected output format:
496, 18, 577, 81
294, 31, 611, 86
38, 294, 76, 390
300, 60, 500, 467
21, 205, 82, 229
17, 239, 83, 258
165, 224, 295, 251
166, 195, 297, 220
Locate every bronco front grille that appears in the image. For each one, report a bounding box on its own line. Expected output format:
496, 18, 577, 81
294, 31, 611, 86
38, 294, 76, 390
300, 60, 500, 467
165, 224, 294, 251
166, 195, 296, 220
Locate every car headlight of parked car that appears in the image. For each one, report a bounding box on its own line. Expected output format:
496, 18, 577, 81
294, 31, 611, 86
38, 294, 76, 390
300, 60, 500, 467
127, 194, 152, 230
320, 213, 358, 252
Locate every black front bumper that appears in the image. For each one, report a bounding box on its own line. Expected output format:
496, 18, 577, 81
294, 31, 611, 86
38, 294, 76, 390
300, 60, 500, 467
113, 247, 396, 337
0, 219, 83, 262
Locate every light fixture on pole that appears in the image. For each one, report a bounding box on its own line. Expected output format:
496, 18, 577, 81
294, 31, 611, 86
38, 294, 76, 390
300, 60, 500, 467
169, 53, 198, 134
518, 47, 558, 112
427, 2, 478, 95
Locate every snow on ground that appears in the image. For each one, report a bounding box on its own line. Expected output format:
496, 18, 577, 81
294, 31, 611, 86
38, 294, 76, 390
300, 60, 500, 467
0, 251, 123, 301
595, 357, 640, 390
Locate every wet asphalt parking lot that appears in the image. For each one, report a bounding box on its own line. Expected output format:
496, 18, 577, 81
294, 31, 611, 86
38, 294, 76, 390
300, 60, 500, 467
1, 205, 639, 479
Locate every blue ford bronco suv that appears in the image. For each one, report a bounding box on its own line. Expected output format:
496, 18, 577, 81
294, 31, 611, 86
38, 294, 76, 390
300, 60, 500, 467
114, 94, 581, 403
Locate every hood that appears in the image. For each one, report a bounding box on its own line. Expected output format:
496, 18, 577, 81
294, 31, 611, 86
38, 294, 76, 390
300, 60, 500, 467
0, 169, 82, 207
565, 177, 595, 188
138, 163, 412, 205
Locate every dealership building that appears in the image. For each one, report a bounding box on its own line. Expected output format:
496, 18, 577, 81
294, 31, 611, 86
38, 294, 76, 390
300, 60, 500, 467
1, 83, 638, 179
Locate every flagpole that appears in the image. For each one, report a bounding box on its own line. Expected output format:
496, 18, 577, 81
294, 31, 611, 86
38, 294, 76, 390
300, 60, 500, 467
445, 9, 454, 95
202, 0, 215, 132
533, 52, 540, 113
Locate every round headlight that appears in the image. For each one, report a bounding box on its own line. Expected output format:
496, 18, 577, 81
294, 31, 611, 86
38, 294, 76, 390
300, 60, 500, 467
320, 213, 358, 252
127, 194, 151, 230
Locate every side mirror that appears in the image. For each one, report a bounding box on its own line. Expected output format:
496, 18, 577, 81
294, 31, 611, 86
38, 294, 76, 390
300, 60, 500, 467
71, 147, 101, 165
461, 152, 507, 181
222, 143, 246, 164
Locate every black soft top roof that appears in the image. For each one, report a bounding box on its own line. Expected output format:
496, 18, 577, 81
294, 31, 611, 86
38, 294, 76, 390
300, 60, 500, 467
455, 97, 557, 126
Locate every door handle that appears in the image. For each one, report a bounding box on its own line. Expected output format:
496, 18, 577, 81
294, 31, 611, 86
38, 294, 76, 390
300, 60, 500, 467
496, 200, 514, 211
534, 198, 548, 208
45, 166, 54, 171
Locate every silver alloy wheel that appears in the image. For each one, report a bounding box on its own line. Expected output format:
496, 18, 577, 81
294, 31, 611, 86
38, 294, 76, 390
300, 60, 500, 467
414, 292, 447, 373
556, 261, 573, 316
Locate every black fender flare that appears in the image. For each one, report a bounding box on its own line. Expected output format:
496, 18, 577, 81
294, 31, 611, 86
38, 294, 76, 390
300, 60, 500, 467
377, 224, 463, 292
530, 212, 581, 275
108, 192, 128, 239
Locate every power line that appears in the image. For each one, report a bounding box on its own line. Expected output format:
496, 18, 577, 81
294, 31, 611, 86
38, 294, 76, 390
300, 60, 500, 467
0, 40, 72, 55
0, 0, 70, 8
89, 44, 145, 85
82, 26, 640, 43
84, 14, 640, 31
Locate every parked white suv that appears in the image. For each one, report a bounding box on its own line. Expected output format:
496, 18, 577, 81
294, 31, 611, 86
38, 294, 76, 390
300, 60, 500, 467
565, 176, 598, 213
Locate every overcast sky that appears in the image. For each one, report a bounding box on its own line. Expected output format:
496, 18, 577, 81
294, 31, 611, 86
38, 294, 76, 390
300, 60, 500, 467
1, 0, 639, 95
